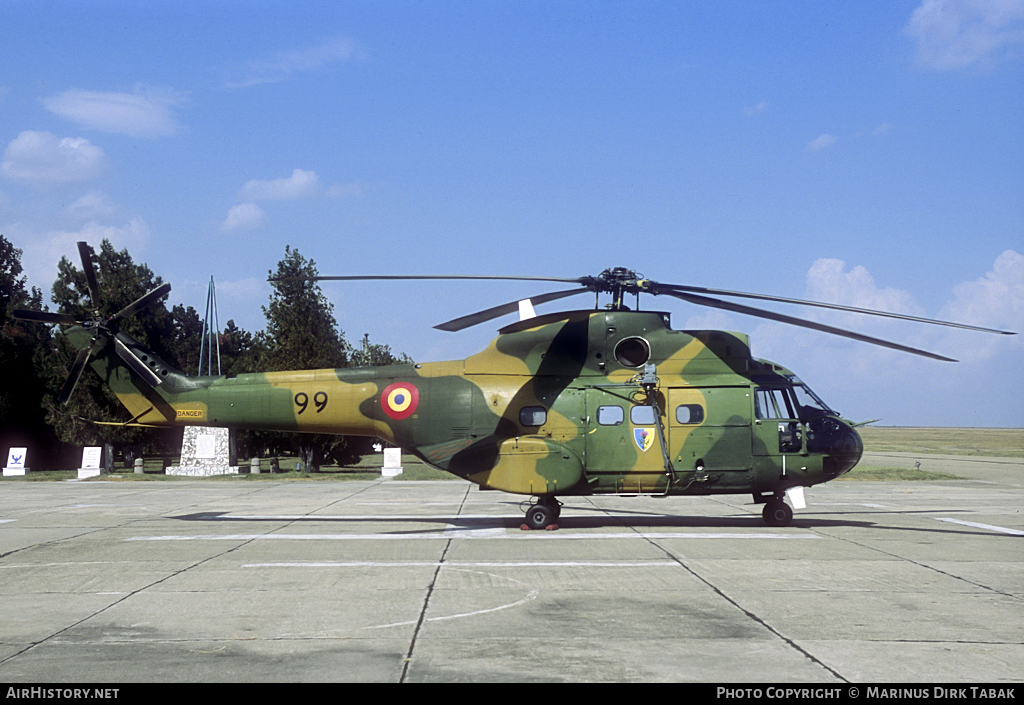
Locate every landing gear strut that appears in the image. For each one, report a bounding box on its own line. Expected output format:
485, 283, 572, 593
523, 496, 561, 530
762, 497, 794, 527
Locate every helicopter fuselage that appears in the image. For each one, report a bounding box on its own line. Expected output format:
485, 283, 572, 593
71, 309, 863, 509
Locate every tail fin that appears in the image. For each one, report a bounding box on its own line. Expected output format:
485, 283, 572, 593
64, 325, 186, 426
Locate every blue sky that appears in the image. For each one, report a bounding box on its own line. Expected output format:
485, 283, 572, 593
2, 0, 1022, 427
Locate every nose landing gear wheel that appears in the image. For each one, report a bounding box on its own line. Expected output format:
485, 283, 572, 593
522, 497, 561, 530
762, 499, 793, 527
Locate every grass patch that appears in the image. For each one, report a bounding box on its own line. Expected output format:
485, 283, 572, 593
858, 427, 1023, 458
837, 466, 962, 481
234, 461, 455, 482
10, 470, 80, 481
4, 452, 459, 482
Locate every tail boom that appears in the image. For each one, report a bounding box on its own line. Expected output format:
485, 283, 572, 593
68, 326, 396, 441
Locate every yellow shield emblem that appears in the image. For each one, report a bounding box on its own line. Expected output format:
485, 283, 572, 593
633, 428, 654, 453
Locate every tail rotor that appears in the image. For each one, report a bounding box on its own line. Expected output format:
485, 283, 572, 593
11, 241, 171, 404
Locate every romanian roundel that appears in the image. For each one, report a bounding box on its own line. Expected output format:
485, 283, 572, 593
381, 382, 419, 420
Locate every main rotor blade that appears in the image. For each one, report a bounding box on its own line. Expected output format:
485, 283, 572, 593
654, 283, 1015, 336
112, 282, 171, 321
270, 273, 585, 285
77, 241, 102, 311
114, 337, 163, 387
58, 347, 92, 405
664, 290, 958, 362
434, 288, 588, 332
11, 309, 78, 326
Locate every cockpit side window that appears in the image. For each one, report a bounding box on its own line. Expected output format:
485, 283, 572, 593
787, 376, 837, 418
754, 388, 796, 420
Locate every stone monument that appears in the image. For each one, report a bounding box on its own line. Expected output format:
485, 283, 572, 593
168, 427, 239, 476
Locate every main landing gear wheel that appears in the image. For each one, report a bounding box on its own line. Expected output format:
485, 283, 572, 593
522, 497, 561, 530
762, 499, 793, 527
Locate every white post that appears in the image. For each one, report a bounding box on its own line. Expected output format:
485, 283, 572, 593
78, 447, 104, 479
382, 448, 403, 477
3, 448, 28, 477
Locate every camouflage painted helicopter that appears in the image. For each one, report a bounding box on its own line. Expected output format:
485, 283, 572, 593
14, 243, 1015, 528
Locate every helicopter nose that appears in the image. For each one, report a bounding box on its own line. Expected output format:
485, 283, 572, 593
824, 423, 863, 477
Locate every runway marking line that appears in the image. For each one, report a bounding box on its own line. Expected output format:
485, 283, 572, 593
242, 561, 681, 568
934, 518, 1024, 536
126, 531, 821, 541
366, 588, 541, 630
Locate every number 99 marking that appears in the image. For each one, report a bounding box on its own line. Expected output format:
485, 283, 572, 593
294, 391, 329, 414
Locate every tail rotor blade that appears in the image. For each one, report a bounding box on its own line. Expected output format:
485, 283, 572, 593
113, 337, 163, 387
112, 282, 171, 321
11, 309, 78, 326
58, 347, 92, 405
77, 241, 102, 311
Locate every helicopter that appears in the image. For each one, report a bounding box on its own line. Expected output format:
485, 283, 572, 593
13, 243, 1015, 529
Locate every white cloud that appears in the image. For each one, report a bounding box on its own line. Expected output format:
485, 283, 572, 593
222, 35, 357, 88
11, 218, 151, 291
672, 255, 1022, 425
936, 249, 1024, 360
804, 259, 926, 319
1, 130, 107, 184
740, 254, 1023, 425
906, 0, 1024, 70
221, 203, 266, 232
326, 182, 364, 199
806, 134, 838, 152
239, 168, 320, 200
743, 259, 931, 383
64, 190, 119, 222
43, 87, 185, 138
941, 249, 1024, 327
743, 100, 769, 115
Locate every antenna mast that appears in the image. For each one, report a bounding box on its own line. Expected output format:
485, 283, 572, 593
198, 276, 222, 376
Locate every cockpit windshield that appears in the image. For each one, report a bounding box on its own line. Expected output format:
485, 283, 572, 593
786, 376, 838, 419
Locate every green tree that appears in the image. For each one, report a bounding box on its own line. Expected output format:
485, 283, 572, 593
349, 333, 413, 368
219, 319, 264, 376
261, 246, 349, 472
168, 304, 203, 375
263, 246, 348, 371
0, 235, 61, 466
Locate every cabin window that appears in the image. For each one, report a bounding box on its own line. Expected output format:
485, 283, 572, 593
597, 405, 624, 426
519, 406, 547, 426
630, 405, 656, 425
675, 404, 705, 424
